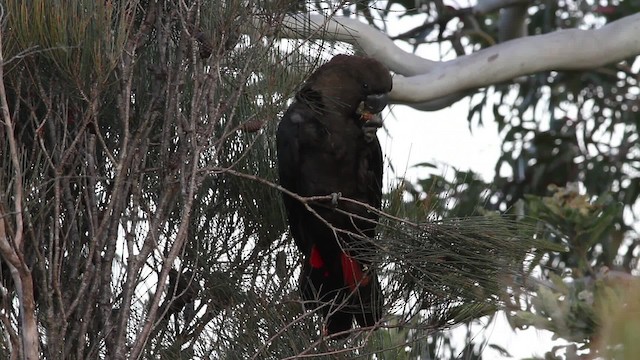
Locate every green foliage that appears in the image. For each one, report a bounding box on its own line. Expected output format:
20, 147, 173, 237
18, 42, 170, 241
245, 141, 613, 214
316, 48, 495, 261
504, 185, 634, 357
0, 1, 543, 358
595, 281, 640, 359
526, 185, 622, 276
5, 0, 127, 92
467, 2, 640, 221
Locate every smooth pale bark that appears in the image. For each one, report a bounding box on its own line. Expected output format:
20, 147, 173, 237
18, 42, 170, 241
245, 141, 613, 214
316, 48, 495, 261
392, 13, 640, 103
271, 12, 640, 105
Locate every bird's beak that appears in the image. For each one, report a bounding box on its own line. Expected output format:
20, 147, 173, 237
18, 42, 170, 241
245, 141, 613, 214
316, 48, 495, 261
363, 93, 389, 114
357, 93, 389, 122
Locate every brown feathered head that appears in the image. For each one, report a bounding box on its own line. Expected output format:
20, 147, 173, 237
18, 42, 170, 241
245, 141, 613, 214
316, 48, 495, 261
297, 54, 393, 121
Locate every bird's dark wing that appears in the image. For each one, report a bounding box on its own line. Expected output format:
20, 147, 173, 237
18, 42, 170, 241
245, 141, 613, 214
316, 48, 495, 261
276, 102, 314, 255
357, 136, 384, 234
370, 138, 384, 210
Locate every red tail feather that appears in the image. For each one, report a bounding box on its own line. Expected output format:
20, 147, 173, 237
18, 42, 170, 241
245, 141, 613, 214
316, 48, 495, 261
341, 252, 370, 291
309, 246, 324, 269
309, 246, 330, 277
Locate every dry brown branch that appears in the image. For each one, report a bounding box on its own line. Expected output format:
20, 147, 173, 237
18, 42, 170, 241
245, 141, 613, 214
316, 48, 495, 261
0, 16, 40, 359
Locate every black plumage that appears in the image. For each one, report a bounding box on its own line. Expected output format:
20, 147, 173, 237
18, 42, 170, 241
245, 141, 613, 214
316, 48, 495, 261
276, 54, 392, 336
159, 269, 200, 321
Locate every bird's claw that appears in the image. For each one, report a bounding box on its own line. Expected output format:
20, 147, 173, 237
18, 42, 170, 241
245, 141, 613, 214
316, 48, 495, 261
331, 192, 341, 207
362, 113, 383, 143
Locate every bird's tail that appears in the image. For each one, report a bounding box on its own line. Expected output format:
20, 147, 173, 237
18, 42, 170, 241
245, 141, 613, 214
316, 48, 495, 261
340, 252, 369, 291
340, 252, 383, 328
301, 247, 383, 336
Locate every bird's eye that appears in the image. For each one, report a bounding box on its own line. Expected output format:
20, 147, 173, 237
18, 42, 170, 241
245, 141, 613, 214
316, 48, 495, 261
362, 83, 369, 90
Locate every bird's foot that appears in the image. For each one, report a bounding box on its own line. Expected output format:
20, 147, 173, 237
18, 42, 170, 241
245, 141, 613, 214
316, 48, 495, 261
362, 113, 383, 143
331, 192, 341, 207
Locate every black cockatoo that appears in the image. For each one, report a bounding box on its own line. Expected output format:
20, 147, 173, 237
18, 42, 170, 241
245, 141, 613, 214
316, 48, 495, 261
276, 54, 392, 336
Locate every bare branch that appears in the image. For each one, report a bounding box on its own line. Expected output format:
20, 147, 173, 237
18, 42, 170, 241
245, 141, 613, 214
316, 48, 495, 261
0, 306, 19, 359
0, 20, 40, 359
394, 91, 473, 111
272, 14, 435, 76
392, 12, 640, 103
270, 12, 640, 106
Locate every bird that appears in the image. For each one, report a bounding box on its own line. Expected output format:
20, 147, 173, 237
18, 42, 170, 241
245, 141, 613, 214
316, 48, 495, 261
159, 268, 200, 321
276, 54, 392, 336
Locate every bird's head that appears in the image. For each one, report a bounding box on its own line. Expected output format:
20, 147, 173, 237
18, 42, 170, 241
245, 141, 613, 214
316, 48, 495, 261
298, 54, 392, 123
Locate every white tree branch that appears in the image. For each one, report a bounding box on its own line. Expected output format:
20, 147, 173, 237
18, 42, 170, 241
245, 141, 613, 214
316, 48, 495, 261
272, 12, 640, 105
392, 13, 640, 102
277, 14, 435, 76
